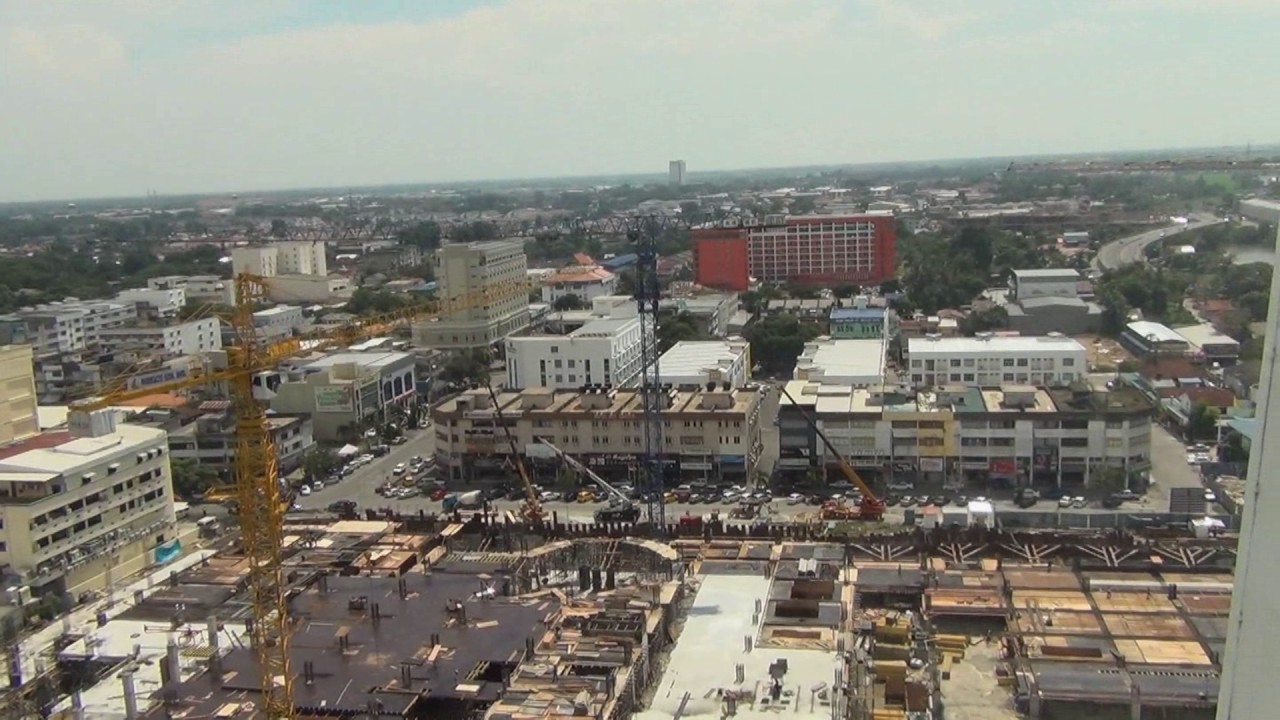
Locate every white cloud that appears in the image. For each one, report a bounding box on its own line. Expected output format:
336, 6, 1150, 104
0, 0, 1275, 201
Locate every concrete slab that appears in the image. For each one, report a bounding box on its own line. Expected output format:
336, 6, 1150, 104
636, 575, 842, 720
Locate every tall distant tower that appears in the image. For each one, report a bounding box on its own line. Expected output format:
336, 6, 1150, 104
1218, 223, 1280, 720
668, 160, 686, 186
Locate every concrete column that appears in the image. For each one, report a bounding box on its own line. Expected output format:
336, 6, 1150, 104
122, 670, 138, 720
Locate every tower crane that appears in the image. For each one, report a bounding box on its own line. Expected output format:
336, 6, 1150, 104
70, 273, 535, 719
442, 213, 725, 530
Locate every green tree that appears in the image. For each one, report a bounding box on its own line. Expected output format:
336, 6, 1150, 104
1087, 466, 1127, 495
744, 314, 823, 375
345, 288, 409, 316
552, 294, 587, 311
301, 447, 339, 481
960, 306, 1009, 335
657, 311, 708, 352
1188, 402, 1220, 441
171, 458, 219, 499
398, 221, 443, 250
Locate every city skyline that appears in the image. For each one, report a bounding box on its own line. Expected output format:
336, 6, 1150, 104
2, 0, 1278, 202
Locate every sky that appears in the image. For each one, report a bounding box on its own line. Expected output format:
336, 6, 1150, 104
1, 0, 1277, 203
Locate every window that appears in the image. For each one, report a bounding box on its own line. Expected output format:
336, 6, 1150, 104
1003, 358, 1015, 367
1016, 358, 1028, 367
962, 373, 974, 382
950, 359, 962, 367
1062, 358, 1075, 367
963, 358, 975, 367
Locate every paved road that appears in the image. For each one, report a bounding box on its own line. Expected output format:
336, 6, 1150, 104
1092, 213, 1223, 271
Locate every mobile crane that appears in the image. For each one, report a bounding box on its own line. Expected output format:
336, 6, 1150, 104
485, 384, 543, 524
535, 438, 641, 523
778, 385, 886, 521
69, 272, 536, 719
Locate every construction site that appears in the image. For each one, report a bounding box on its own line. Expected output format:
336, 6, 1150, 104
2, 511, 1233, 720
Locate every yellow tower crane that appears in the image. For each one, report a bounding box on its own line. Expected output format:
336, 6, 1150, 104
71, 272, 534, 718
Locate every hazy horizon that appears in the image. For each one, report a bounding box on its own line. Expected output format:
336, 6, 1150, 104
3, 0, 1278, 203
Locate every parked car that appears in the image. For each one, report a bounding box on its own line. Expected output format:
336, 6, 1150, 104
1058, 496, 1073, 508
886, 481, 914, 493
392, 463, 407, 476
299, 485, 312, 496
1071, 496, 1087, 509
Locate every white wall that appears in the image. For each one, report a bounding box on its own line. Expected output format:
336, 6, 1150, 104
506, 319, 644, 389
231, 246, 278, 278
98, 317, 222, 356
907, 339, 1087, 387
1218, 224, 1280, 720
116, 287, 186, 317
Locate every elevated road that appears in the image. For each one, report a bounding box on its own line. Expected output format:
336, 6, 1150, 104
1092, 213, 1223, 272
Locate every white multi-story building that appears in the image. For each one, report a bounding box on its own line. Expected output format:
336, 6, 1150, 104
0, 299, 137, 357
275, 241, 327, 276
115, 287, 186, 319
265, 274, 351, 303
97, 318, 222, 358
793, 337, 887, 387
147, 275, 236, 306
1218, 225, 1280, 720
540, 266, 617, 305
778, 381, 1153, 486
166, 411, 313, 474
433, 385, 763, 483
660, 339, 751, 389
669, 160, 686, 186
262, 351, 417, 441
1007, 268, 1080, 302
906, 335, 1087, 388
416, 240, 530, 349
231, 241, 328, 278
231, 245, 279, 278
0, 409, 176, 595
505, 316, 646, 390
252, 305, 305, 341
0, 345, 39, 446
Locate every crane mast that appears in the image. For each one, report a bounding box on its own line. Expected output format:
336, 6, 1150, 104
230, 275, 295, 718
632, 219, 667, 530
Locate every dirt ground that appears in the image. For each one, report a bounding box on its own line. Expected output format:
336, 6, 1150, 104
939, 637, 1022, 720
1074, 334, 1132, 371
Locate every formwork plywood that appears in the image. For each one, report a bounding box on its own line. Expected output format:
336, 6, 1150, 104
1161, 573, 1233, 585
1179, 594, 1233, 616
1011, 590, 1092, 612
1013, 610, 1103, 635
1102, 613, 1195, 639
1023, 634, 1114, 659
1091, 591, 1175, 614
1004, 570, 1083, 591
1113, 639, 1212, 666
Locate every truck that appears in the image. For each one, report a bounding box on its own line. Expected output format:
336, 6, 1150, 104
442, 490, 484, 512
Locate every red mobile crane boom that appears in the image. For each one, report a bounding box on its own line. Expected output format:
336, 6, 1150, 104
778, 385, 885, 521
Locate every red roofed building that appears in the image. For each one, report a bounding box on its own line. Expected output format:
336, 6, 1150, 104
540, 264, 618, 305
693, 214, 897, 291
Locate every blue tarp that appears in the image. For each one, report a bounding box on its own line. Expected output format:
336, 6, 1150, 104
154, 539, 182, 565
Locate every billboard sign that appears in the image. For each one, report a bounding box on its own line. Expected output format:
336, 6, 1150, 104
314, 385, 355, 413
920, 458, 945, 473
127, 366, 191, 390
989, 458, 1017, 474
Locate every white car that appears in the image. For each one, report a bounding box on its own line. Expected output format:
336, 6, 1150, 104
299, 485, 312, 496
1058, 496, 1072, 508
1071, 497, 1087, 509
392, 463, 407, 476
1204, 489, 1217, 503
787, 493, 805, 505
